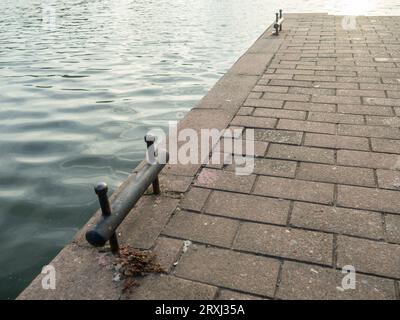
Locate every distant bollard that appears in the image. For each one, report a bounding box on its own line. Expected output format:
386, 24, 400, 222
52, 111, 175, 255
94, 182, 120, 255
274, 9, 284, 36
144, 135, 161, 194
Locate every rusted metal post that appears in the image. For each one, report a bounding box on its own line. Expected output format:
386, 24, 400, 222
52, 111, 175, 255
94, 182, 120, 255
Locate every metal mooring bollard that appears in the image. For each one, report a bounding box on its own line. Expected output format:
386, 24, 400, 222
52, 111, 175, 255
274, 9, 284, 36
94, 182, 120, 255
145, 134, 161, 195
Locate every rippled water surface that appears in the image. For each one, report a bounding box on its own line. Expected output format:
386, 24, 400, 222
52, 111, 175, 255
1, 0, 400, 299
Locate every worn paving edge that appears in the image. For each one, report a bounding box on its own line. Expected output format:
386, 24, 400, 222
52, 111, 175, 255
18, 13, 400, 300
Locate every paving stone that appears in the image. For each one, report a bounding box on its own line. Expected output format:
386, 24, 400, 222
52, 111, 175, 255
338, 124, 400, 139
254, 128, 303, 144
205, 190, 290, 225
385, 214, 400, 244
233, 222, 333, 265
338, 104, 393, 116
294, 75, 336, 82
127, 274, 217, 300
312, 95, 362, 105
153, 237, 184, 273
337, 150, 400, 170
230, 115, 276, 129
308, 112, 364, 124
337, 89, 386, 98
253, 108, 306, 120
237, 107, 254, 116
338, 76, 381, 83
175, 245, 280, 297
160, 174, 192, 193
304, 133, 369, 151
268, 79, 313, 87
253, 85, 289, 93
363, 97, 400, 107
290, 202, 383, 239
267, 144, 335, 164
297, 163, 375, 187
284, 101, 336, 112
277, 119, 336, 134
180, 187, 211, 212
261, 92, 310, 102
371, 138, 400, 154
337, 185, 400, 214
312, 81, 359, 89
277, 261, 396, 300
337, 235, 400, 278
195, 168, 256, 193
163, 211, 239, 248
376, 169, 400, 190
289, 86, 336, 96
253, 176, 334, 204
117, 196, 180, 249
243, 98, 284, 108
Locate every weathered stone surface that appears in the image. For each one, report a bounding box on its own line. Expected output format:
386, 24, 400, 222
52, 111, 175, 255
385, 214, 400, 244
290, 202, 383, 239
277, 261, 396, 300
18, 244, 120, 300
179, 187, 211, 212
175, 245, 280, 297
153, 237, 184, 273
253, 176, 334, 204
195, 168, 256, 193
217, 290, 264, 300
337, 235, 400, 278
205, 190, 290, 225
127, 274, 217, 300
162, 211, 239, 247
234, 222, 333, 265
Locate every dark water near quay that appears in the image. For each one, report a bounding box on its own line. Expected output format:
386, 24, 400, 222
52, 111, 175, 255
1, 0, 400, 299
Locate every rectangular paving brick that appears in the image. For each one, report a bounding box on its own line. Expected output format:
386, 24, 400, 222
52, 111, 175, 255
261, 92, 310, 102
371, 138, 400, 154
284, 101, 336, 112
338, 124, 400, 139
129, 274, 217, 300
294, 75, 336, 82
253, 176, 334, 204
297, 163, 375, 187
304, 133, 369, 151
243, 98, 284, 108
288, 86, 336, 96
233, 222, 333, 265
230, 115, 276, 129
253, 108, 306, 120
268, 79, 313, 87
277, 119, 336, 134
162, 211, 239, 248
366, 115, 400, 126
254, 128, 303, 145
337, 185, 400, 214
338, 76, 381, 83
386, 214, 400, 244
253, 85, 289, 93
153, 237, 184, 273
195, 168, 256, 193
337, 235, 400, 278
363, 97, 400, 107
337, 150, 400, 169
267, 144, 335, 164
312, 95, 362, 105
308, 112, 364, 124
180, 187, 211, 212
252, 158, 297, 178
205, 190, 290, 225
313, 81, 359, 89
376, 169, 400, 190
291, 202, 383, 239
175, 245, 280, 297
277, 261, 396, 300
237, 107, 254, 116
338, 104, 393, 116
337, 89, 386, 98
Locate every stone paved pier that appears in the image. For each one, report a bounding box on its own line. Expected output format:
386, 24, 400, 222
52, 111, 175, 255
19, 13, 400, 300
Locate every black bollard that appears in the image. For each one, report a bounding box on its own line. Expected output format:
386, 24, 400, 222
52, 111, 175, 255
144, 135, 161, 194
94, 182, 120, 255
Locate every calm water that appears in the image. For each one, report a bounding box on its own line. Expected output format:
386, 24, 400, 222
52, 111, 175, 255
1, 0, 400, 299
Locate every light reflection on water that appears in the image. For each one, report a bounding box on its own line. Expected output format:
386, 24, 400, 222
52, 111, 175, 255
0, 0, 399, 299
